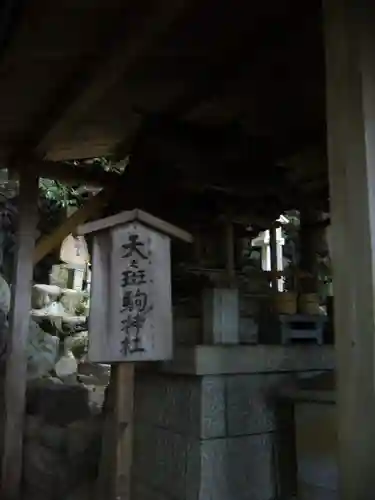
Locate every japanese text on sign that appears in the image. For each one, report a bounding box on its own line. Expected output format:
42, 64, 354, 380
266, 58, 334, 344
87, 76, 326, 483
120, 233, 152, 355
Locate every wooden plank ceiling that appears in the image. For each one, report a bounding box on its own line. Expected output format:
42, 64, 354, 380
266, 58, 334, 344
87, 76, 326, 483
0, 0, 327, 220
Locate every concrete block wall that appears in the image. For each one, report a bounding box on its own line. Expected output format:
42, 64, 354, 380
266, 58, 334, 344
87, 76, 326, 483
173, 316, 258, 346
132, 371, 311, 500
132, 373, 201, 500
197, 373, 292, 500
295, 402, 338, 499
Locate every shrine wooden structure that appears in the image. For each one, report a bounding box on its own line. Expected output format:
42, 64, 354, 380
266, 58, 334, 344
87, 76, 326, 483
0, 1, 372, 499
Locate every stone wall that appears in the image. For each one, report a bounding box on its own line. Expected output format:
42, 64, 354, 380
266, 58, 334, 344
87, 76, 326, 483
294, 401, 337, 499
22, 379, 103, 500
133, 373, 200, 500
132, 373, 293, 500
132, 345, 335, 500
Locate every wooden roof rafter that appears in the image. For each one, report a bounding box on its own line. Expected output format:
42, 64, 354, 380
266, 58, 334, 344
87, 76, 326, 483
3, 0, 198, 170
164, 0, 320, 119
0, 0, 328, 210
11, 158, 122, 187
31, 0, 196, 161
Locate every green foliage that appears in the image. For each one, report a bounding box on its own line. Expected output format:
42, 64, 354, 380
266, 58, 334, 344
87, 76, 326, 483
0, 195, 17, 281
282, 211, 332, 295
89, 156, 128, 173
39, 179, 82, 208
38, 156, 127, 208
0, 156, 123, 281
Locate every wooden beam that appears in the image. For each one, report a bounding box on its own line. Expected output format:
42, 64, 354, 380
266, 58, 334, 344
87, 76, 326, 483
165, 1, 318, 118
324, 1, 375, 498
13, 160, 121, 187
113, 363, 135, 500
33, 0, 192, 157
33, 161, 144, 264
299, 209, 320, 293
224, 216, 236, 285
269, 224, 279, 292
32, 156, 286, 268
33, 187, 112, 265
96, 364, 135, 500
1, 170, 39, 500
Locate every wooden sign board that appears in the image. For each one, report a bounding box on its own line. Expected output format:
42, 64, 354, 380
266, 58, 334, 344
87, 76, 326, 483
78, 209, 192, 363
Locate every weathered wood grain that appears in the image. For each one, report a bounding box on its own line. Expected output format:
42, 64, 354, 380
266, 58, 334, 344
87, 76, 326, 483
1, 170, 39, 500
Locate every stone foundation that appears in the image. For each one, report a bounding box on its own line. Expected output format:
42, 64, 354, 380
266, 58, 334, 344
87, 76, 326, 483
132, 345, 334, 500
23, 415, 101, 500
22, 379, 104, 500
281, 373, 337, 500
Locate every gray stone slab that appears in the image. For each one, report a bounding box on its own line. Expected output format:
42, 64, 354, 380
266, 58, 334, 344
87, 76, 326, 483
134, 374, 165, 425
226, 374, 289, 436
202, 288, 239, 344
295, 403, 338, 491
134, 425, 278, 500
199, 434, 276, 500
201, 376, 226, 438
174, 317, 201, 346
133, 352, 332, 500
226, 434, 275, 500
161, 345, 335, 375
199, 439, 229, 500
239, 296, 259, 316
133, 425, 189, 498
132, 481, 170, 500
239, 317, 258, 344
133, 423, 157, 481
135, 373, 201, 437
163, 377, 201, 436
186, 439, 201, 500
298, 483, 338, 500
160, 429, 188, 498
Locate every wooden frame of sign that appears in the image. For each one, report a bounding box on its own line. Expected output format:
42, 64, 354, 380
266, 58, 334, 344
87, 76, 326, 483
79, 209, 192, 364
79, 209, 192, 500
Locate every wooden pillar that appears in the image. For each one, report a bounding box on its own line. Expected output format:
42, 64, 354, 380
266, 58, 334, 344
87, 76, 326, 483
202, 216, 239, 344
270, 225, 279, 292
299, 209, 319, 293
1, 171, 39, 500
224, 217, 236, 285
202, 287, 239, 344
324, 2, 375, 498
113, 363, 135, 500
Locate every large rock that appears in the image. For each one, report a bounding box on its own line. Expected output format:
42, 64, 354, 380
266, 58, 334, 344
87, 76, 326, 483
0, 273, 10, 313
50, 265, 69, 289
60, 289, 86, 315
77, 362, 110, 413
24, 415, 43, 441
66, 418, 101, 457
27, 321, 59, 379
0, 274, 10, 361
22, 487, 56, 500
32, 284, 62, 309
70, 331, 88, 360
64, 482, 94, 500
26, 378, 90, 425
25, 415, 67, 451
23, 442, 71, 495
23, 414, 101, 500
55, 352, 78, 380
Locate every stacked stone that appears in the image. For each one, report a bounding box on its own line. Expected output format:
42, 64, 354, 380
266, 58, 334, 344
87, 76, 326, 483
22, 379, 103, 500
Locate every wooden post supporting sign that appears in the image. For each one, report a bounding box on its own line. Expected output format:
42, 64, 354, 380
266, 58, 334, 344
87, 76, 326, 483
324, 2, 375, 498
79, 209, 192, 499
1, 171, 39, 500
